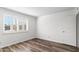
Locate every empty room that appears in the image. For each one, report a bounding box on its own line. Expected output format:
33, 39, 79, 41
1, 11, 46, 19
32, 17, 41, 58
0, 7, 78, 52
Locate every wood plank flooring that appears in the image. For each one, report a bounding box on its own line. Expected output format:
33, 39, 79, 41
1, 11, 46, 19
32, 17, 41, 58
0, 38, 79, 52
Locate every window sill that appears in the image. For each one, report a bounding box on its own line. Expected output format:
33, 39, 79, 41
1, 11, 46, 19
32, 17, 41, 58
2, 31, 28, 35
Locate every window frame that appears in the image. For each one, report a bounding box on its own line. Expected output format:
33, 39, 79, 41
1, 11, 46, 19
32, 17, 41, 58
3, 15, 28, 33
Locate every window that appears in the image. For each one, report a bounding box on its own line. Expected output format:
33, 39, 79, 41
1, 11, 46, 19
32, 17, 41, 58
19, 25, 22, 30
3, 16, 28, 33
5, 24, 10, 31
24, 24, 26, 30
3, 16, 16, 32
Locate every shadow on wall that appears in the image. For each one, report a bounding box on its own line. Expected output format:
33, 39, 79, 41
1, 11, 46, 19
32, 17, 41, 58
76, 13, 79, 48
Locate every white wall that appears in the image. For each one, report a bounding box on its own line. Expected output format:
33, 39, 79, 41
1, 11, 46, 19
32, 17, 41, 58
0, 8, 37, 48
0, 8, 76, 48
37, 9, 76, 46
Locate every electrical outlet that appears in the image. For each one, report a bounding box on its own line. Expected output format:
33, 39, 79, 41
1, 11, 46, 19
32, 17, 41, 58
62, 31, 65, 33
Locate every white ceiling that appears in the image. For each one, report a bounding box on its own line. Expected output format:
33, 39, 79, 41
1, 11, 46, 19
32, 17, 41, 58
6, 7, 74, 17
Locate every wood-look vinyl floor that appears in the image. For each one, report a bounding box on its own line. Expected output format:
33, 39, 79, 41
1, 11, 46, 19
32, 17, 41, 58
0, 38, 79, 52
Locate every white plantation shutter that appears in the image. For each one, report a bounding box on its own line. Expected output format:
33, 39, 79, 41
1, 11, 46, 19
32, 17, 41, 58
3, 15, 28, 33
